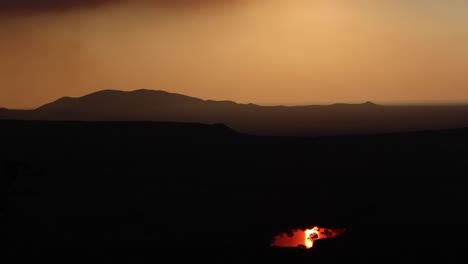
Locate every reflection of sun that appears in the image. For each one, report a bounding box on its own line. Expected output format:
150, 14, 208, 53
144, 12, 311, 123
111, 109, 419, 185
272, 226, 346, 249
305, 227, 320, 248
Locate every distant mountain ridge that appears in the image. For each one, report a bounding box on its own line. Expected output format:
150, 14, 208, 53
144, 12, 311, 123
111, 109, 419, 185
2, 89, 468, 137
37, 89, 206, 111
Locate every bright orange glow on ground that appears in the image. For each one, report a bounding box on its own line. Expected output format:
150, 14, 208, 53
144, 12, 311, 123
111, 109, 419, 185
305, 227, 320, 248
272, 226, 346, 249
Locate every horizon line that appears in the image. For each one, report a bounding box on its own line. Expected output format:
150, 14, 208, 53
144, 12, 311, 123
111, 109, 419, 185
2, 88, 468, 110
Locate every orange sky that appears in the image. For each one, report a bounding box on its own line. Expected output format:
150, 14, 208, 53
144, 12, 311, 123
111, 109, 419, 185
1, 1, 468, 109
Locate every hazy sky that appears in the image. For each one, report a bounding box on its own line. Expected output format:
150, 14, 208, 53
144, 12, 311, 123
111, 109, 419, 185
1, 0, 468, 109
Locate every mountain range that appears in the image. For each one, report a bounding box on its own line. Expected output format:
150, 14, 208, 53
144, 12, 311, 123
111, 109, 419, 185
2, 89, 468, 136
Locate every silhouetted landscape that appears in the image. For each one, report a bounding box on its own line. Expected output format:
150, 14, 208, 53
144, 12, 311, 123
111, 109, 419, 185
5, 117, 468, 263
3, 89, 468, 136
4, 1, 468, 263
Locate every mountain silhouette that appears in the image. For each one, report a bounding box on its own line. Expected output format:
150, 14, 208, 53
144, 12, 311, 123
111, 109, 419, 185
2, 89, 468, 136
37, 89, 206, 112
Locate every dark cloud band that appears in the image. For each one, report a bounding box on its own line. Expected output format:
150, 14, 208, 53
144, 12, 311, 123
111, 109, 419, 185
0, 0, 116, 9
0, 0, 238, 13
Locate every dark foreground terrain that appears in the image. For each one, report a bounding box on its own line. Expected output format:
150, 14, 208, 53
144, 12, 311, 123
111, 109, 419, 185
4, 120, 468, 263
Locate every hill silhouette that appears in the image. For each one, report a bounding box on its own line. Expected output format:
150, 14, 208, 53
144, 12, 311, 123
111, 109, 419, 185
3, 89, 468, 136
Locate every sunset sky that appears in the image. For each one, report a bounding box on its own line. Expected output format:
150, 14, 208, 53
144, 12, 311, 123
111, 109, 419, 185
1, 0, 468, 109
